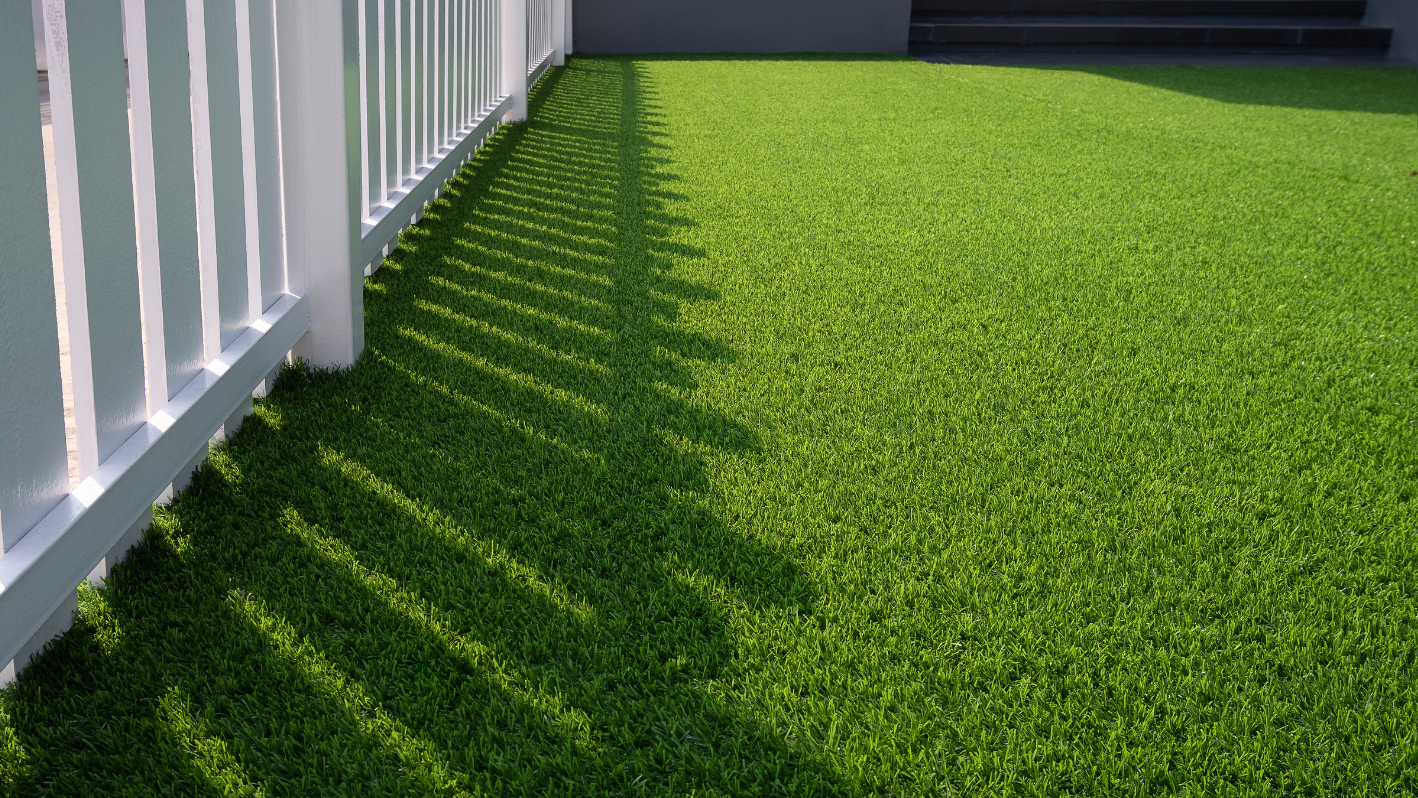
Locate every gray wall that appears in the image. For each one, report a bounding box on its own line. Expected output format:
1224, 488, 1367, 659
1364, 0, 1418, 62
572, 0, 913, 54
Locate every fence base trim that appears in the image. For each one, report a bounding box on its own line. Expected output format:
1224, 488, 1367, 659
0, 292, 309, 673
527, 48, 554, 90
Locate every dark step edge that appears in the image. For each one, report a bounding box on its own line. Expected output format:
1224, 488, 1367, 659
910, 1, 1369, 18
907, 43, 1395, 56
908, 23, 1393, 47
914, 13, 1377, 23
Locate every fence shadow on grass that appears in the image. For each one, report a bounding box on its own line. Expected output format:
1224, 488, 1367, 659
0, 58, 844, 796
1032, 64, 1418, 115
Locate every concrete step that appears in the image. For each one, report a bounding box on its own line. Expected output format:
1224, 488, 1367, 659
911, 0, 1369, 18
914, 14, 1378, 24
909, 18, 1393, 51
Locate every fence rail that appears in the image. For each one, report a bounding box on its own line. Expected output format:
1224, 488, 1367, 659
0, 0, 569, 683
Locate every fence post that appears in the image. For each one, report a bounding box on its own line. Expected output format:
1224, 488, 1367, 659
551, 0, 565, 66
501, 0, 527, 122
274, 0, 363, 368
563, 0, 572, 57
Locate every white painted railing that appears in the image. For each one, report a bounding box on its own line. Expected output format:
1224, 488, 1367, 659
528, 0, 552, 75
0, 0, 569, 684
359, 0, 501, 273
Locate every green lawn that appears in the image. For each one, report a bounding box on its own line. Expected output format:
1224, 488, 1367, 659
3, 55, 1416, 796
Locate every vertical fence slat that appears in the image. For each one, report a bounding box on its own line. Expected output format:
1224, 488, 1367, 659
426, 0, 432, 163
475, 0, 482, 112
123, 0, 169, 412
186, 0, 220, 363
463, 0, 469, 125
193, 0, 253, 352
478, 0, 485, 112
447, 0, 455, 136
384, 0, 398, 204
0, 0, 69, 552
400, 0, 412, 184
477, 0, 485, 113
479, 0, 486, 109
467, 0, 473, 128
468, 0, 476, 121
529, 0, 538, 73
414, 0, 421, 167
485, 0, 490, 102
456, 0, 462, 129
43, 0, 147, 474
436, 0, 444, 146
235, 0, 265, 326
451, 0, 459, 132
356, 0, 367, 214
430, 0, 437, 163
127, 0, 205, 402
416, 0, 427, 169
496, 0, 501, 108
433, 0, 444, 149
479, 0, 485, 115
473, 0, 480, 114
563, 0, 571, 56
447, 0, 456, 136
374, 0, 387, 209
488, 0, 495, 109
480, 0, 485, 109
377, 0, 388, 212
454, 0, 463, 130
362, 0, 380, 218
496, 0, 502, 106
246, 0, 286, 312
448, 0, 458, 135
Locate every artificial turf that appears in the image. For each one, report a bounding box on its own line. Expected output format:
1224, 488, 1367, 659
2, 55, 1416, 796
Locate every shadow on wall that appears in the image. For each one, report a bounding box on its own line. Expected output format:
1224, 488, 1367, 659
1032, 64, 1418, 115
0, 58, 845, 795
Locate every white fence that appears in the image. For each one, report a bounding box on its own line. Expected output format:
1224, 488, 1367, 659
0, 0, 569, 683
527, 0, 555, 78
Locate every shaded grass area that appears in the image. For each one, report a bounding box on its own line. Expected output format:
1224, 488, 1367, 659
2, 56, 1417, 795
